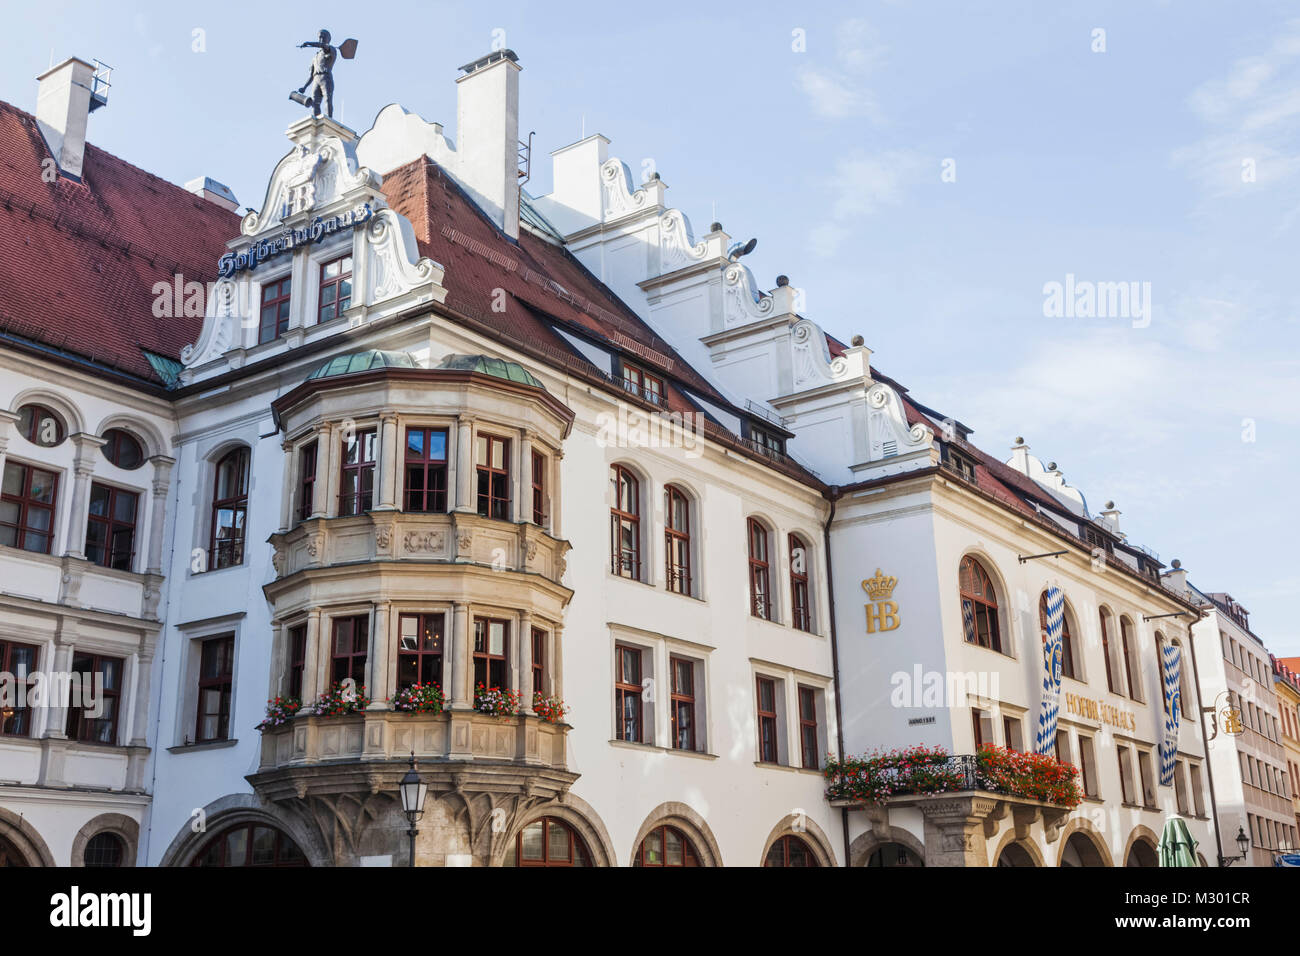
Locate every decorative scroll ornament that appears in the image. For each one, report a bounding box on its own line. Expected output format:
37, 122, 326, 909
1035, 586, 1065, 755
722, 263, 775, 328
791, 319, 849, 390
180, 279, 240, 367
599, 158, 650, 218
864, 382, 933, 462
366, 209, 443, 302
658, 210, 708, 273
1158, 641, 1182, 786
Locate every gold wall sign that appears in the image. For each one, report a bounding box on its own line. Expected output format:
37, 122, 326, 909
1065, 693, 1136, 732
862, 568, 900, 633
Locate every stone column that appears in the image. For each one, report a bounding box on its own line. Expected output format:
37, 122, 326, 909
63, 434, 107, 559
324, 424, 344, 518
549, 446, 563, 537
518, 611, 534, 714
301, 608, 322, 703
368, 602, 391, 708
311, 423, 331, 518
454, 417, 475, 512
551, 625, 563, 700
450, 602, 470, 707
375, 411, 399, 510
917, 795, 1000, 867
145, 456, 175, 575
43, 631, 75, 741
128, 646, 155, 747
514, 432, 533, 523
0, 409, 19, 478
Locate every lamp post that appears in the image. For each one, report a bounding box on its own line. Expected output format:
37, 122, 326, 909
398, 752, 428, 868
1218, 826, 1251, 867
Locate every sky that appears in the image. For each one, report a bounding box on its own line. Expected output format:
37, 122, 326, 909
6, 1, 1298, 652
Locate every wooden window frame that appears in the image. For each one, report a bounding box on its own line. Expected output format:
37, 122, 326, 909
764, 834, 819, 868
194, 634, 235, 743
1039, 592, 1076, 679
610, 465, 641, 579
209, 448, 248, 570
748, 518, 772, 620
0, 640, 40, 736
670, 656, 696, 751
396, 612, 445, 690
1120, 617, 1141, 701
316, 254, 353, 324
0, 461, 59, 555
258, 275, 293, 343
531, 451, 546, 525
756, 676, 779, 764
620, 362, 665, 407
633, 824, 700, 867
1117, 745, 1133, 804
403, 427, 449, 513
192, 824, 307, 867
664, 484, 692, 595
472, 618, 509, 691
101, 428, 144, 469
789, 533, 811, 631
511, 816, 591, 867
615, 644, 643, 743
297, 441, 317, 521
959, 556, 1002, 653
329, 615, 369, 688
798, 686, 819, 770
339, 428, 377, 517
1078, 735, 1098, 798
475, 434, 511, 520
1099, 609, 1118, 694
17, 404, 66, 446
287, 624, 306, 700
65, 652, 123, 745
531, 628, 545, 696
85, 482, 138, 571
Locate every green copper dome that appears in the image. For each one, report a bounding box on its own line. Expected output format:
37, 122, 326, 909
436, 354, 545, 389
307, 350, 418, 380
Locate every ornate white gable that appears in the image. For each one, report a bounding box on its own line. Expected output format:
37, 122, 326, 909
858, 381, 937, 478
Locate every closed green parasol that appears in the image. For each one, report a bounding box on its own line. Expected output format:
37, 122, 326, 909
1158, 816, 1200, 867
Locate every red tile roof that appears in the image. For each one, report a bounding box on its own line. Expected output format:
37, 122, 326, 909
0, 100, 240, 385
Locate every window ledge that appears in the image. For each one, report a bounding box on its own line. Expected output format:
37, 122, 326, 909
167, 738, 239, 755
754, 761, 824, 776
607, 739, 718, 760
961, 640, 1017, 661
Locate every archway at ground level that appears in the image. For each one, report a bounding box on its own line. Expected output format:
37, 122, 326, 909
0, 834, 29, 867
1125, 839, 1158, 867
0, 807, 54, 866
849, 824, 926, 867
868, 842, 925, 867
191, 822, 308, 867
1060, 832, 1108, 867
996, 842, 1038, 867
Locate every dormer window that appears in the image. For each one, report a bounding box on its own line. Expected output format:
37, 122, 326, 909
259, 276, 293, 343
1084, 526, 1114, 554
620, 362, 664, 407
748, 424, 785, 460
942, 445, 977, 482
317, 255, 353, 323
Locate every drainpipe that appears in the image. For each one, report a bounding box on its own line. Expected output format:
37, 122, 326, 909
822, 485, 850, 866
1185, 619, 1225, 866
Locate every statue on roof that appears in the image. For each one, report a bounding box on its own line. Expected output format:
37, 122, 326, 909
289, 30, 358, 119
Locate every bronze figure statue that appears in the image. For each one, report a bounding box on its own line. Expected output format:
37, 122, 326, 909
290, 30, 358, 119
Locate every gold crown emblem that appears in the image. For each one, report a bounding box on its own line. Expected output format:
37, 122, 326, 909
861, 568, 897, 601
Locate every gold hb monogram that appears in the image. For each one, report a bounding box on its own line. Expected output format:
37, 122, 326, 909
862, 569, 900, 633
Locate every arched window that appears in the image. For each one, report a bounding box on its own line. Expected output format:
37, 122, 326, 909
82, 832, 125, 867
1039, 592, 1076, 679
210, 448, 249, 570
192, 823, 307, 867
1099, 609, 1118, 694
610, 465, 640, 579
16, 404, 66, 447
764, 834, 819, 867
789, 533, 812, 632
958, 556, 1001, 652
101, 429, 144, 470
748, 519, 771, 620
633, 825, 700, 867
1120, 616, 1142, 701
504, 817, 591, 867
664, 484, 691, 594
0, 834, 29, 867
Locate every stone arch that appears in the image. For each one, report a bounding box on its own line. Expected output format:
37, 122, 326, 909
758, 814, 837, 867
848, 823, 926, 867
1055, 818, 1114, 867
156, 793, 327, 867
992, 829, 1045, 867
8, 387, 85, 436
0, 806, 55, 866
92, 413, 168, 460
71, 813, 139, 867
492, 792, 617, 867
630, 801, 723, 867
1122, 824, 1161, 867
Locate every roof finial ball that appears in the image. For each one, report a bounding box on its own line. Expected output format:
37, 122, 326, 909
851, 334, 865, 347
776, 275, 789, 287
1105, 500, 1115, 510
1172, 559, 1182, 570
1014, 436, 1024, 446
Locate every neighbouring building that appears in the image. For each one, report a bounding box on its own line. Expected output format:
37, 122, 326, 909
0, 46, 1239, 868
1271, 656, 1300, 849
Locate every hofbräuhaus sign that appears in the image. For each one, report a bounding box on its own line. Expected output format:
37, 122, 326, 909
218, 201, 373, 278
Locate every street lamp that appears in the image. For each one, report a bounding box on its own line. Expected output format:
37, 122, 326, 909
398, 752, 428, 868
1218, 826, 1251, 867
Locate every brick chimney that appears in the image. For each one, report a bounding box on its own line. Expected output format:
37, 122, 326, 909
455, 50, 521, 239
36, 57, 98, 181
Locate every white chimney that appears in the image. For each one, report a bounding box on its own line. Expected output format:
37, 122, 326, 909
185, 176, 240, 213
1008, 437, 1031, 475
1162, 559, 1188, 597
455, 50, 521, 239
36, 57, 99, 181
1099, 500, 1121, 533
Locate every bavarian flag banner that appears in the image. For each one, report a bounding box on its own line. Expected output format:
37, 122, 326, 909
1159, 641, 1182, 786
1035, 586, 1064, 754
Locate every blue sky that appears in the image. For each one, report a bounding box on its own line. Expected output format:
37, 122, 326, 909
7, 1, 1298, 652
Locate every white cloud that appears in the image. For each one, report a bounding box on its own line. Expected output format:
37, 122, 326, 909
806, 149, 923, 251
795, 17, 888, 121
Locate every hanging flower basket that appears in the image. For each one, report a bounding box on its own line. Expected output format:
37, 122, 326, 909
255, 696, 302, 732
312, 682, 370, 717
389, 682, 445, 715
532, 692, 568, 724
474, 683, 522, 718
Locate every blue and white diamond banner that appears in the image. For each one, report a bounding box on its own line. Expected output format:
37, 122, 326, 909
1159, 641, 1182, 786
1035, 586, 1064, 755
